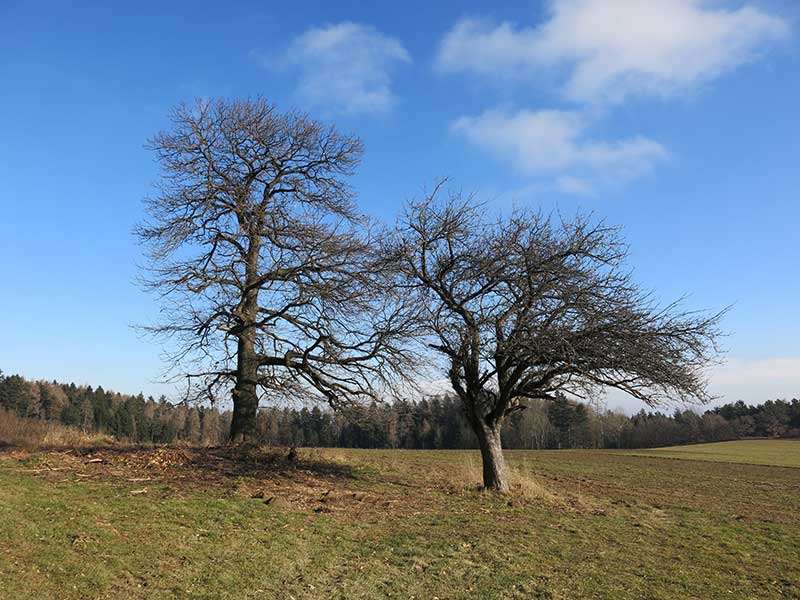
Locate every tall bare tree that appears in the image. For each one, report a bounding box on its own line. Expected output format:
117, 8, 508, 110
138, 98, 417, 442
387, 183, 725, 492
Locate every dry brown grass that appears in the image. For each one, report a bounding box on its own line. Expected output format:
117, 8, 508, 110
447, 452, 561, 503
0, 409, 113, 449
443, 452, 613, 517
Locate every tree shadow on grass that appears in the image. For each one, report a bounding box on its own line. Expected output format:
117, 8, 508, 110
1, 442, 362, 485
186, 445, 363, 482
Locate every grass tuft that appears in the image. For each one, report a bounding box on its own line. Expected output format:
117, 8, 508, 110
0, 408, 113, 449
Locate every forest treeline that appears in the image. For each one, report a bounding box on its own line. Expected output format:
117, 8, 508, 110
1, 371, 798, 449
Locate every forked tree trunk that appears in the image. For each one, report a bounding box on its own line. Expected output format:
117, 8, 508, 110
474, 421, 510, 493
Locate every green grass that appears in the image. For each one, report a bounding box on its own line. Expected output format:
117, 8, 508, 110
620, 438, 800, 467
1, 442, 799, 599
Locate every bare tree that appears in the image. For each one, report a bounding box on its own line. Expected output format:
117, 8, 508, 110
137, 98, 417, 442
387, 183, 725, 492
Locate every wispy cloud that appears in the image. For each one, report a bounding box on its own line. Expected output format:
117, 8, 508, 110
601, 356, 800, 413
713, 357, 800, 388
437, 0, 788, 104
272, 22, 411, 115
452, 108, 667, 191
555, 176, 594, 197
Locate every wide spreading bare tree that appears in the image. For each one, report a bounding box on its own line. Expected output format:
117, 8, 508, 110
387, 184, 725, 492
138, 98, 417, 442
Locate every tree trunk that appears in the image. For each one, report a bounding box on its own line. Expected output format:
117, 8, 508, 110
229, 336, 259, 443
474, 421, 510, 493
229, 228, 261, 444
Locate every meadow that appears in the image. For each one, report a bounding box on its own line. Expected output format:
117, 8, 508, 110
1, 440, 798, 599
621, 438, 800, 467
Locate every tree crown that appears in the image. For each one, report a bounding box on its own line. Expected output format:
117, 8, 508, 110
388, 183, 725, 425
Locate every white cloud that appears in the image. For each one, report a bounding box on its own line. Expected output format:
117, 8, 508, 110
555, 176, 594, 196
452, 108, 667, 190
281, 22, 411, 114
713, 357, 800, 388
437, 0, 788, 103
602, 356, 800, 413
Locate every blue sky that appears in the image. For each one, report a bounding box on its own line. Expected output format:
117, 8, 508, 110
1, 0, 798, 411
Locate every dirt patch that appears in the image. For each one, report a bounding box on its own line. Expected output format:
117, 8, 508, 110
1, 444, 388, 516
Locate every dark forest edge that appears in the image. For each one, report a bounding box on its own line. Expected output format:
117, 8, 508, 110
1, 370, 798, 450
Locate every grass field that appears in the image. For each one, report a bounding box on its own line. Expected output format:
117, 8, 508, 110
1, 440, 798, 599
621, 438, 800, 467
